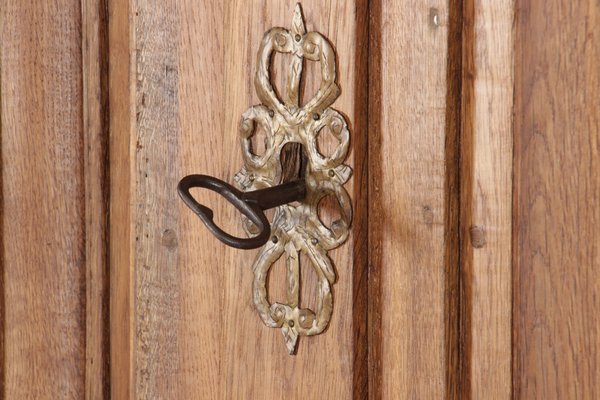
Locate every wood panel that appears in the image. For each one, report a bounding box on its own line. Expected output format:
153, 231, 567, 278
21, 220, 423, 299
110, 1, 368, 398
221, 2, 367, 398
368, 0, 462, 398
0, 1, 86, 398
513, 0, 600, 398
460, 0, 514, 398
108, 0, 135, 397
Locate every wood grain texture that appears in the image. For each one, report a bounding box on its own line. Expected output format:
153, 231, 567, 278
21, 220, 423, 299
109, 0, 135, 397
109, 1, 368, 398
367, 2, 383, 397
83, 0, 110, 398
369, 0, 461, 398
222, 1, 367, 398
513, 0, 600, 398
0, 1, 86, 398
352, 3, 370, 397
460, 0, 513, 398
133, 1, 183, 398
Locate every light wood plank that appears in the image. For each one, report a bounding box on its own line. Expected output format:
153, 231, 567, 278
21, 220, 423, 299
369, 0, 462, 398
132, 1, 183, 398
460, 0, 514, 398
0, 1, 86, 398
220, 2, 366, 398
513, 1, 600, 398
175, 2, 225, 398
108, 0, 135, 397
111, 1, 368, 398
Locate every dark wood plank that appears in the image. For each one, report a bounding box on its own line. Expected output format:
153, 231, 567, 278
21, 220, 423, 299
367, 3, 383, 398
514, 0, 600, 398
352, 2, 370, 398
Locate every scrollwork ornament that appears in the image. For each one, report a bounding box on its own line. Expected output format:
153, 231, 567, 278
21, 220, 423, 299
233, 3, 352, 354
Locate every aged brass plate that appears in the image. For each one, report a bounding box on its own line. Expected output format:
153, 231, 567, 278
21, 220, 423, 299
233, 3, 352, 354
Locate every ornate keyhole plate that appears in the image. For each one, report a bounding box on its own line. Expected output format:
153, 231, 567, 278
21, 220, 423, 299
233, 3, 352, 354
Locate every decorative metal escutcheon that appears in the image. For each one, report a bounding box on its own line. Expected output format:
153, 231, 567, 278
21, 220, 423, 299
178, 3, 352, 354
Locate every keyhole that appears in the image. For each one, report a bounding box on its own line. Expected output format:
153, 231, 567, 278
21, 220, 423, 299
279, 142, 307, 184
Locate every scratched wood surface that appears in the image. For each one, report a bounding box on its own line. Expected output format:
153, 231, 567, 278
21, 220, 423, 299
0, 1, 87, 398
513, 0, 600, 398
368, 0, 462, 398
110, 1, 368, 398
460, 0, 513, 398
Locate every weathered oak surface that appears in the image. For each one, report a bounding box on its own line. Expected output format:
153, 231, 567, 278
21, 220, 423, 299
3, 1, 600, 398
369, 0, 462, 398
513, 0, 600, 398
1, 1, 87, 398
109, 1, 368, 398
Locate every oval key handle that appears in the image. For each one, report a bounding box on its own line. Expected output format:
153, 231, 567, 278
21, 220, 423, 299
177, 175, 306, 249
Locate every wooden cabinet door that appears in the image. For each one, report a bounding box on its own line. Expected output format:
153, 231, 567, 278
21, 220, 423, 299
1, 1, 599, 399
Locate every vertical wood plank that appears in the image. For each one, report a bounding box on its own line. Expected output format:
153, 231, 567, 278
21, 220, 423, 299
513, 1, 600, 398
109, 0, 135, 397
83, 0, 110, 398
176, 0, 227, 398
112, 0, 368, 398
460, 0, 514, 398
353, 4, 371, 397
221, 2, 367, 398
176, 1, 225, 397
110, 1, 227, 398
369, 0, 462, 397
133, 1, 182, 398
367, 2, 383, 397
0, 1, 86, 398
